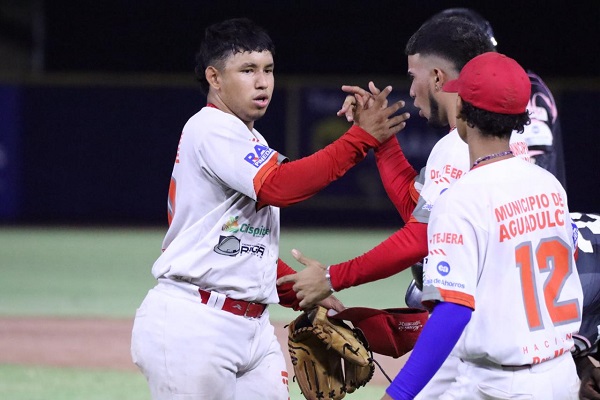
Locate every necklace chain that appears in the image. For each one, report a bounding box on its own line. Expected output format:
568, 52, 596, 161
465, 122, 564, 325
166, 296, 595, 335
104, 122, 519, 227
472, 150, 513, 168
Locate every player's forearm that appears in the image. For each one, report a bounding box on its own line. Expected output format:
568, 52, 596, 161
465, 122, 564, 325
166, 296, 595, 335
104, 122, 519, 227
257, 125, 379, 207
375, 136, 418, 222
330, 221, 428, 290
276, 258, 301, 310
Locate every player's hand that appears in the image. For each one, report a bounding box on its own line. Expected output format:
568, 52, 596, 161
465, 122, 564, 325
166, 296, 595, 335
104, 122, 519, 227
352, 85, 410, 143
318, 294, 345, 313
580, 366, 600, 399
380, 394, 393, 400
276, 249, 333, 309
337, 81, 385, 122
337, 94, 359, 122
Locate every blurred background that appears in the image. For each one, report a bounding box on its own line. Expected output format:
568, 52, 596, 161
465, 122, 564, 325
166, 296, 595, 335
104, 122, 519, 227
1, 0, 599, 228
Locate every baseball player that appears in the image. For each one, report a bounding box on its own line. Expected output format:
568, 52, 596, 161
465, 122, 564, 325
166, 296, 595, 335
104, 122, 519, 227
278, 15, 503, 311
129, 18, 408, 400
405, 5, 568, 310
383, 51, 582, 400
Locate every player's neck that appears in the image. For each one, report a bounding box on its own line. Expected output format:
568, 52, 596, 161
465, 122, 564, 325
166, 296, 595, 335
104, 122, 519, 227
206, 94, 255, 131
468, 131, 512, 169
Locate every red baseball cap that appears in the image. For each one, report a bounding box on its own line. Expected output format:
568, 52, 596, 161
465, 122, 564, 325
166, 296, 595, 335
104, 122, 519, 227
329, 307, 428, 358
442, 52, 531, 115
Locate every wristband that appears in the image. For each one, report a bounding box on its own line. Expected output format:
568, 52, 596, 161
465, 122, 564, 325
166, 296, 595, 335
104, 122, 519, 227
325, 265, 335, 293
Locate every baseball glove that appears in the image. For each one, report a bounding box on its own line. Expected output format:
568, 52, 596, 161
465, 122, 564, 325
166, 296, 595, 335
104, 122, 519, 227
287, 305, 374, 400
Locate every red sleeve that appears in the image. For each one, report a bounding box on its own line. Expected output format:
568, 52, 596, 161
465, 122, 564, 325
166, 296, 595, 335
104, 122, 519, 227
329, 220, 428, 290
375, 136, 418, 223
276, 258, 301, 310
258, 125, 380, 207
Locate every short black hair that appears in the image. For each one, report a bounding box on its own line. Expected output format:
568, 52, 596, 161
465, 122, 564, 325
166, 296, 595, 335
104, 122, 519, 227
405, 16, 494, 74
431, 8, 497, 48
194, 18, 275, 94
458, 100, 531, 139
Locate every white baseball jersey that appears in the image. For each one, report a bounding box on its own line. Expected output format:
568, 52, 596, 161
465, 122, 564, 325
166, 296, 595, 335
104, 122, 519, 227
151, 106, 287, 304
413, 128, 530, 224
422, 157, 583, 366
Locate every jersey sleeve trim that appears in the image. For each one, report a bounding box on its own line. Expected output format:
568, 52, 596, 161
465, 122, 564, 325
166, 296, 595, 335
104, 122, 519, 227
431, 288, 474, 310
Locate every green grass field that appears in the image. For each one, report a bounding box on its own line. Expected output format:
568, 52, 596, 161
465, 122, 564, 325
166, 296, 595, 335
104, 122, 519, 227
0, 226, 412, 399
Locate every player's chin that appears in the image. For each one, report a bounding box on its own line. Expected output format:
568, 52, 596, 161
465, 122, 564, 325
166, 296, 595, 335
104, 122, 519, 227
250, 108, 269, 120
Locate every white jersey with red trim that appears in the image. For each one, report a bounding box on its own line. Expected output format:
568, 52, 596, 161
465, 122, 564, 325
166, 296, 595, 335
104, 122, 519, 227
422, 157, 582, 366
151, 106, 286, 304
413, 128, 530, 223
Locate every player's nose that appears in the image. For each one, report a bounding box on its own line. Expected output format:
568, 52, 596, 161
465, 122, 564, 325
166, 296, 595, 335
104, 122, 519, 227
255, 72, 269, 88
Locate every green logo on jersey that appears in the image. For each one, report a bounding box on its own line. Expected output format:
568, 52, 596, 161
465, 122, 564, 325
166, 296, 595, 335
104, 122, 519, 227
240, 223, 270, 237
222, 216, 240, 233
222, 216, 270, 237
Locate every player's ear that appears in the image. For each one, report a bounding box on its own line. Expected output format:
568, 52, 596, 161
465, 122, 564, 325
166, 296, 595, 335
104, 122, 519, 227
456, 95, 464, 118
432, 68, 450, 91
205, 66, 220, 91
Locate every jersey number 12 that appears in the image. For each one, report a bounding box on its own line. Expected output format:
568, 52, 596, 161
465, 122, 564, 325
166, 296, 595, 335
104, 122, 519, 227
515, 237, 580, 331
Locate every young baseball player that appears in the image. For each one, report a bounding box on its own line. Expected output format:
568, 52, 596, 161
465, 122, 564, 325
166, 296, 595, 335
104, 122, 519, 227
129, 18, 409, 400
382, 51, 583, 400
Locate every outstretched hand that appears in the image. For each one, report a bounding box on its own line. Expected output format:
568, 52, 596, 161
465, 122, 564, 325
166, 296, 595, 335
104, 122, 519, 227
337, 81, 382, 122
276, 249, 340, 310
337, 81, 410, 143
337, 81, 392, 121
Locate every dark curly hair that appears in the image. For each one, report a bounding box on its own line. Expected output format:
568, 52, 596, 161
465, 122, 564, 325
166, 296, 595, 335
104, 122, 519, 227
405, 16, 494, 74
194, 18, 275, 94
458, 100, 531, 138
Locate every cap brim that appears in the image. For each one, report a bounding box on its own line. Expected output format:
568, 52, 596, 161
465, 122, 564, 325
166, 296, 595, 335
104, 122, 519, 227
328, 307, 386, 323
442, 79, 460, 93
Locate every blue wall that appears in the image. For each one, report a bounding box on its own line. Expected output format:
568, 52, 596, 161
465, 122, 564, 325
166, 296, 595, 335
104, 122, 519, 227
1, 79, 598, 226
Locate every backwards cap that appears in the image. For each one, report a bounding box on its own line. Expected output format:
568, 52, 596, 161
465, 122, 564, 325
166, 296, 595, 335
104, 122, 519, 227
443, 52, 531, 115
329, 307, 428, 358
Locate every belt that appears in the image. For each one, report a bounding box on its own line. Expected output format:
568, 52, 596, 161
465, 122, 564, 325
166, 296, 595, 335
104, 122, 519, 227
198, 288, 267, 318
499, 364, 532, 371
462, 358, 531, 372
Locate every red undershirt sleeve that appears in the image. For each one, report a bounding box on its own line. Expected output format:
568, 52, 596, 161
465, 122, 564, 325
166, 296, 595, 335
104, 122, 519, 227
276, 258, 301, 310
329, 220, 428, 291
375, 136, 418, 223
258, 125, 380, 207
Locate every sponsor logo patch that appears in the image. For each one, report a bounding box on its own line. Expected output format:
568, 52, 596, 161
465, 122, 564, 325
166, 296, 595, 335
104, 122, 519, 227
222, 216, 240, 233
213, 236, 266, 259
214, 235, 241, 256
244, 144, 274, 168
222, 216, 271, 237
240, 244, 266, 258
437, 261, 450, 276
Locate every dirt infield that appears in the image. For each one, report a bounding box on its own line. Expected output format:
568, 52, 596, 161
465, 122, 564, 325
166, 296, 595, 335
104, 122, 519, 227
0, 317, 407, 385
